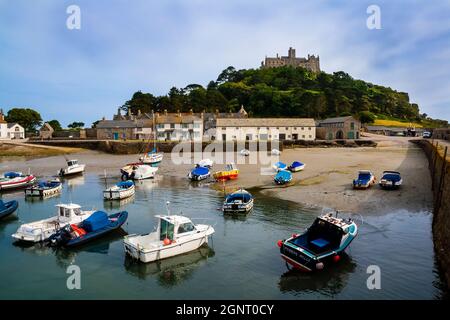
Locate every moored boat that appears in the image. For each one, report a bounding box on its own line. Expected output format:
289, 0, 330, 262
25, 179, 62, 198
273, 161, 287, 171
103, 180, 135, 200
274, 170, 292, 185
140, 149, 163, 167
124, 204, 215, 263
277, 212, 358, 272
121, 163, 158, 180
0, 172, 36, 191
197, 158, 213, 168
58, 159, 85, 177
12, 203, 95, 243
352, 170, 376, 189
213, 163, 239, 181
288, 161, 305, 172
188, 166, 210, 181
49, 210, 128, 247
222, 189, 254, 214
0, 200, 18, 220
379, 171, 402, 189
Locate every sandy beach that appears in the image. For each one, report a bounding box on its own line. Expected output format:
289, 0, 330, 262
0, 134, 432, 215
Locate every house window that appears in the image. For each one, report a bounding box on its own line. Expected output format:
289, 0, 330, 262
170, 124, 175, 129
193, 123, 200, 129
182, 123, 188, 128
351, 122, 355, 130
222, 127, 226, 130
302, 135, 305, 138
285, 127, 288, 130
308, 127, 312, 130
257, 127, 260, 130
236, 127, 239, 130
301, 127, 304, 130
309, 135, 312, 138
294, 127, 297, 130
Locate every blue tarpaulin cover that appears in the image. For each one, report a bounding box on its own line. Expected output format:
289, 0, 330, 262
116, 180, 134, 189
291, 161, 304, 168
275, 170, 292, 182
192, 166, 209, 176
4, 172, 21, 178
82, 211, 109, 232
274, 162, 287, 169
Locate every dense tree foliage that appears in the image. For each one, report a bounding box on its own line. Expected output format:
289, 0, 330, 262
5, 108, 42, 132
47, 119, 62, 131
68, 122, 85, 129
122, 66, 438, 123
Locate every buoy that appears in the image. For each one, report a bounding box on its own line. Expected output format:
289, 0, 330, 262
277, 240, 283, 248
163, 238, 171, 246
291, 233, 298, 238
316, 262, 324, 270
333, 255, 341, 263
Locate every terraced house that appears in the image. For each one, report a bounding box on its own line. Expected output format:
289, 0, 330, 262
214, 118, 316, 141
154, 111, 203, 142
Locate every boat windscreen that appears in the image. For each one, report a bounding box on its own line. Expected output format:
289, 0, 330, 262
382, 173, 401, 182
160, 219, 174, 240
226, 193, 252, 203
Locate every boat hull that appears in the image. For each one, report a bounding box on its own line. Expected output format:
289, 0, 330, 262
25, 184, 62, 197
0, 200, 19, 220
213, 170, 239, 181
59, 165, 85, 177
0, 176, 36, 191
223, 199, 254, 214
103, 186, 135, 200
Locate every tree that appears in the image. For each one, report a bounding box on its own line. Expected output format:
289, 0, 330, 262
47, 119, 62, 131
5, 108, 42, 132
359, 111, 376, 124
68, 122, 85, 129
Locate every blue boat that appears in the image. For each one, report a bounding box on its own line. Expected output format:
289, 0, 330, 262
25, 179, 62, 197
0, 200, 18, 220
288, 161, 305, 172
352, 170, 376, 189
278, 212, 358, 272
274, 170, 292, 185
273, 161, 287, 171
379, 171, 402, 189
188, 166, 210, 181
48, 210, 128, 247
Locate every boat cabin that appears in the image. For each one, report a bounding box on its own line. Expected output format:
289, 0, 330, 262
225, 191, 252, 204
155, 215, 197, 241
56, 204, 83, 222
288, 215, 352, 255
67, 160, 79, 167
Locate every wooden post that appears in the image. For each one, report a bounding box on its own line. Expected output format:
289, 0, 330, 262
436, 146, 448, 209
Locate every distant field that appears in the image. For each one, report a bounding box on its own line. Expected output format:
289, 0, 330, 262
373, 119, 423, 128
0, 143, 81, 157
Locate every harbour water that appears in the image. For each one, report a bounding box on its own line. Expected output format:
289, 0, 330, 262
0, 174, 447, 299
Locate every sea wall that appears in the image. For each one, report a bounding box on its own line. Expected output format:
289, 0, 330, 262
414, 139, 450, 288
28, 139, 376, 154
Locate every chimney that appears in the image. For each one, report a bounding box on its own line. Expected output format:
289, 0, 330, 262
117, 107, 121, 116
102, 116, 106, 121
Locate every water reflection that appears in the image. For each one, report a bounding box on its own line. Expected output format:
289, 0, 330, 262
124, 246, 215, 287
103, 194, 135, 210
64, 175, 85, 189
278, 253, 357, 297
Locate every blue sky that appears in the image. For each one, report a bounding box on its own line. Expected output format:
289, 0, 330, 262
0, 0, 449, 126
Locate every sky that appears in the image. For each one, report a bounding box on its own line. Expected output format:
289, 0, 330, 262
0, 0, 449, 126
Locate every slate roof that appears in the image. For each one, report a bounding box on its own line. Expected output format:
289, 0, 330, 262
216, 118, 316, 127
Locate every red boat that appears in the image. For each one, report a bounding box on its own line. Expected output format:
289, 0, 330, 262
0, 172, 36, 191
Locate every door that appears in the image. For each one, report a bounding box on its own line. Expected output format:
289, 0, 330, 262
222, 134, 226, 141
279, 133, 286, 140
347, 131, 355, 139
113, 132, 119, 140
292, 134, 298, 140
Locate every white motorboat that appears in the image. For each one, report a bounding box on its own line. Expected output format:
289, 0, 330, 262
196, 158, 213, 168
25, 178, 62, 198
271, 149, 281, 155
103, 180, 135, 200
140, 150, 163, 167
12, 203, 95, 243
0, 172, 36, 191
121, 163, 158, 180
58, 159, 85, 177
239, 149, 250, 156
124, 204, 215, 263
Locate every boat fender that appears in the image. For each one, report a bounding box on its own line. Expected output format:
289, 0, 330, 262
277, 240, 283, 248
163, 238, 171, 246
316, 262, 324, 270
291, 233, 298, 238
333, 255, 341, 263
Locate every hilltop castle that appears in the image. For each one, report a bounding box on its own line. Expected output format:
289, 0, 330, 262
261, 47, 320, 72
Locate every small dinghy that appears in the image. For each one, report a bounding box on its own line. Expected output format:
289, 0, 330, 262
103, 180, 135, 200
288, 161, 305, 172
277, 212, 358, 272
0, 200, 18, 220
271, 149, 281, 155
25, 179, 62, 198
188, 166, 210, 181
352, 170, 376, 189
197, 158, 213, 168
12, 203, 95, 243
213, 163, 239, 181
124, 202, 215, 263
121, 163, 158, 180
274, 170, 292, 185
273, 161, 287, 171
240, 149, 250, 156
58, 159, 85, 177
0, 172, 36, 191
222, 189, 254, 214
140, 148, 163, 167
379, 171, 402, 189
49, 210, 128, 247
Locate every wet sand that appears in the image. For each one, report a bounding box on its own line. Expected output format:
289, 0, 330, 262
0, 135, 432, 215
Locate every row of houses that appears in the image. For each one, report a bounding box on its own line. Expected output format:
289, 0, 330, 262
90, 106, 361, 142
0, 110, 25, 140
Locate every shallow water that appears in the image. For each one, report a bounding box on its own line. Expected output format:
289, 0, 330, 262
0, 174, 446, 299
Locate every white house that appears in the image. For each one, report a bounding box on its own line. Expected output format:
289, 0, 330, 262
215, 118, 316, 141
0, 110, 25, 140
155, 112, 203, 142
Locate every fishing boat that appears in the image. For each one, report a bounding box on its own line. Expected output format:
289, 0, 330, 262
273, 161, 287, 171
0, 200, 18, 220
213, 163, 239, 181
12, 203, 95, 243
352, 170, 376, 189
103, 180, 135, 200
288, 161, 305, 172
124, 211, 215, 263
222, 189, 254, 214
48, 210, 128, 247
197, 158, 213, 168
0, 172, 36, 191
274, 170, 292, 185
24, 179, 62, 198
188, 166, 210, 181
121, 163, 158, 180
58, 159, 85, 177
277, 212, 358, 272
379, 171, 402, 189
140, 148, 164, 167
